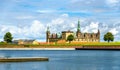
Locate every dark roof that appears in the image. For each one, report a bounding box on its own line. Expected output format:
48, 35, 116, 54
13, 39, 35, 42
23, 40, 35, 42
62, 30, 73, 33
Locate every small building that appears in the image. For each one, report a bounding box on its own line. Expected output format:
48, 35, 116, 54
23, 40, 35, 44
12, 40, 19, 44
12, 39, 39, 45
33, 40, 39, 45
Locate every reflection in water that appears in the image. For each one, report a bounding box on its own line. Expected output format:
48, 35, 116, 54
5, 63, 11, 70
0, 50, 120, 70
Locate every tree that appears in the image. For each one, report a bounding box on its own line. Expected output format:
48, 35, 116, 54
104, 32, 114, 43
4, 32, 13, 43
67, 34, 74, 43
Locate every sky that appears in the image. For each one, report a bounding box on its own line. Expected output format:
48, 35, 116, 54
0, 0, 120, 42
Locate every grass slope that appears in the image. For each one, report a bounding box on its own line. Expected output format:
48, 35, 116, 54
0, 42, 120, 48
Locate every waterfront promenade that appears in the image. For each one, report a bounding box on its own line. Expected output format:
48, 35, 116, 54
0, 48, 75, 50
0, 45, 120, 50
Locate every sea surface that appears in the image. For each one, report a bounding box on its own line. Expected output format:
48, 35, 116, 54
0, 50, 120, 70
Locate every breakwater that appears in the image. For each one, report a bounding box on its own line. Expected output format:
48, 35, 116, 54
0, 57, 49, 62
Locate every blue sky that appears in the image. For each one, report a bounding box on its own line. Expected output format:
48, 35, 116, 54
0, 0, 120, 41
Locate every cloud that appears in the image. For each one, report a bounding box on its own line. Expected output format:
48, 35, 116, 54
82, 22, 99, 33
106, 0, 119, 5
46, 15, 100, 35
109, 28, 118, 35
36, 10, 57, 13
106, 0, 120, 8
51, 18, 64, 25
21, 20, 45, 39
61, 14, 69, 17
30, 20, 45, 35
16, 16, 35, 19
47, 14, 80, 33
0, 20, 45, 40
1, 14, 76, 41
0, 13, 120, 41
90, 22, 99, 29
0, 25, 18, 34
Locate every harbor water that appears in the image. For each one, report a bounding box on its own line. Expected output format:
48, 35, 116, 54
0, 50, 120, 70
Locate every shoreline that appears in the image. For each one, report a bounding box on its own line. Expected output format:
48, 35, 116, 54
0, 48, 120, 50
1, 45, 120, 50
0, 48, 75, 50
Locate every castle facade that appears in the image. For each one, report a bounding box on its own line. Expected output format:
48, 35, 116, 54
46, 20, 100, 42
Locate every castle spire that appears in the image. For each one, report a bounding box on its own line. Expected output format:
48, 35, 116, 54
47, 26, 50, 32
98, 29, 100, 34
77, 20, 80, 32
46, 26, 50, 43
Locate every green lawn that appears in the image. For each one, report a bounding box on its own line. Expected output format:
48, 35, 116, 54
82, 42, 120, 46
0, 42, 120, 48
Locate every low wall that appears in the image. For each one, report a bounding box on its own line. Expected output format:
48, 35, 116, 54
76, 45, 120, 50
0, 57, 49, 62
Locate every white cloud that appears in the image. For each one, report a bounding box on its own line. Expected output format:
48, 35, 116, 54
82, 22, 99, 33
106, 0, 119, 4
20, 20, 45, 38
36, 10, 57, 13
70, 23, 76, 28
30, 20, 45, 35
16, 16, 35, 19
47, 15, 99, 35
0, 25, 18, 34
106, 0, 120, 7
61, 14, 69, 17
1, 13, 120, 41
109, 28, 118, 35
46, 14, 79, 33
0, 20, 45, 40
90, 22, 99, 29
1, 26, 7, 32
51, 18, 65, 25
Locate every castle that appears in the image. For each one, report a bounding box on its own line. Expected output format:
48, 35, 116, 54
46, 20, 100, 43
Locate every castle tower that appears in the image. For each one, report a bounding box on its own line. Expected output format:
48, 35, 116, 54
77, 20, 81, 32
97, 29, 100, 35
46, 26, 50, 42
76, 20, 81, 39
97, 29, 100, 42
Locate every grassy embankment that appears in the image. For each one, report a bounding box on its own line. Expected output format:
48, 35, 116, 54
0, 42, 120, 48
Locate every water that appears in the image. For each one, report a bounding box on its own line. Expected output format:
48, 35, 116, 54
0, 50, 120, 70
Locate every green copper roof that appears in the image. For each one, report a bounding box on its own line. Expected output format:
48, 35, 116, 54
47, 26, 50, 31
77, 20, 80, 31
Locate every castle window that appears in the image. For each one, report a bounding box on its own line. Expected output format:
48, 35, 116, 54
84, 34, 85, 37
91, 34, 92, 38
96, 34, 98, 38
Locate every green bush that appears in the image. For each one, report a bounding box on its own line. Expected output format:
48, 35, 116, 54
24, 45, 30, 47
0, 41, 7, 45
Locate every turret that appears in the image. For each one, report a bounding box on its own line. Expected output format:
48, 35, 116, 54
97, 29, 100, 34
97, 29, 100, 42
76, 20, 81, 38
77, 20, 81, 32
46, 27, 50, 42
